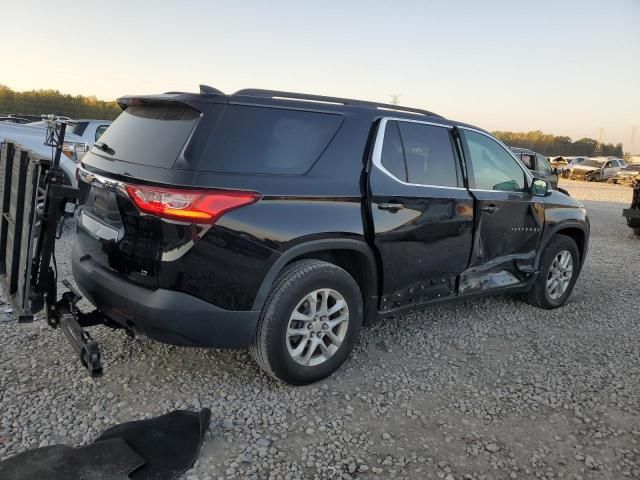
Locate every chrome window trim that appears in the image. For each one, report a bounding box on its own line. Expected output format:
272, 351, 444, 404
457, 126, 533, 183
371, 117, 466, 190
469, 188, 528, 194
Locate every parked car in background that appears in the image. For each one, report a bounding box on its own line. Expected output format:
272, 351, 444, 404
584, 158, 627, 182
608, 164, 640, 185
562, 156, 590, 178
568, 159, 605, 180
0, 121, 86, 186
510, 147, 566, 192
71, 119, 112, 144
0, 115, 34, 124
26, 119, 112, 147
73, 86, 590, 384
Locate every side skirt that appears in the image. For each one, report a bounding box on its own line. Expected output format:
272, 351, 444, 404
375, 273, 537, 321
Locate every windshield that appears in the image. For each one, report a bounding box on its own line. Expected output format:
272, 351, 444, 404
580, 160, 603, 168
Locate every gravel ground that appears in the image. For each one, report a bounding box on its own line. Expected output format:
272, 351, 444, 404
1, 180, 638, 479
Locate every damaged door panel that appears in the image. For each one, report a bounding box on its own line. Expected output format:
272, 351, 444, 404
459, 128, 544, 294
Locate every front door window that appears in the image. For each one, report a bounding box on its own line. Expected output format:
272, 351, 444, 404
463, 131, 527, 191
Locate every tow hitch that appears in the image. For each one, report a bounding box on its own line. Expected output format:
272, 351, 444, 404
48, 280, 103, 377
0, 117, 108, 377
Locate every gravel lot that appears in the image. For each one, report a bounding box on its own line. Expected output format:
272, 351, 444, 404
1, 180, 638, 479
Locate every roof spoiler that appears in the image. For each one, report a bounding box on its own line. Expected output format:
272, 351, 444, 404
116, 85, 225, 109
199, 84, 224, 95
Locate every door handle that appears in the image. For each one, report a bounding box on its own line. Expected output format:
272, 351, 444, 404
480, 204, 498, 214
378, 202, 405, 212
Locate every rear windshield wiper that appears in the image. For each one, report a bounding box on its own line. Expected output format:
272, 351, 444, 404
94, 141, 115, 156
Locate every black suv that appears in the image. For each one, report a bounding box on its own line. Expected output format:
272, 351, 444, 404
74, 87, 590, 385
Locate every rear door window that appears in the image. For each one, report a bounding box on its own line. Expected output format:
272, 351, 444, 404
203, 105, 343, 174
380, 121, 407, 181
92, 104, 200, 168
396, 122, 459, 187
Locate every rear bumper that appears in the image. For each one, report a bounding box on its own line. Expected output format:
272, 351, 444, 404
72, 246, 259, 348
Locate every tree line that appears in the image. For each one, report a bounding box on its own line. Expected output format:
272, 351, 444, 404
493, 130, 623, 157
0, 86, 626, 157
0, 85, 121, 120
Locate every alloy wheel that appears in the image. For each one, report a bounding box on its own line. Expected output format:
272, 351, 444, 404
546, 250, 574, 300
286, 289, 349, 366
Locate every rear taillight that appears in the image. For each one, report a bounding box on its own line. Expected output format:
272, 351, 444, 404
124, 185, 260, 224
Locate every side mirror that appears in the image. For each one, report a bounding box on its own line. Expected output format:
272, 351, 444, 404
531, 178, 550, 197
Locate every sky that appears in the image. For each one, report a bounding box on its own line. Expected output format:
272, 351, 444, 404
2, 0, 639, 152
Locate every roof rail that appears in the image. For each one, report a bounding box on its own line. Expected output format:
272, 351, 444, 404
233, 88, 441, 117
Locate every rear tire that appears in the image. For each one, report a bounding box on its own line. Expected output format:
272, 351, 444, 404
250, 260, 363, 385
526, 235, 580, 309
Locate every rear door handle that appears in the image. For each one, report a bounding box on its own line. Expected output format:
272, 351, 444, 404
480, 204, 498, 214
378, 202, 405, 212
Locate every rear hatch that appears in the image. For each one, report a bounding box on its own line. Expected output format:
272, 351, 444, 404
76, 101, 203, 288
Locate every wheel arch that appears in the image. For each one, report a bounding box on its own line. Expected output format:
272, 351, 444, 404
535, 222, 588, 271
252, 239, 380, 325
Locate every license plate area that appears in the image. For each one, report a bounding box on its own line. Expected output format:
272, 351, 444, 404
79, 184, 124, 241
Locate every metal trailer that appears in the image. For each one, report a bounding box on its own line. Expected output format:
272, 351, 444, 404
0, 119, 108, 377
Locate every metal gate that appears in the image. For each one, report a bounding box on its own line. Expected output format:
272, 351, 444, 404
0, 122, 103, 376
0, 141, 49, 322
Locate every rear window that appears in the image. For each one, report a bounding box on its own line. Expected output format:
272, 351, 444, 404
69, 121, 88, 136
92, 104, 200, 168
202, 105, 342, 175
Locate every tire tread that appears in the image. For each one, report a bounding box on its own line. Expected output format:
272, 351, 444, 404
526, 234, 579, 309
250, 259, 360, 384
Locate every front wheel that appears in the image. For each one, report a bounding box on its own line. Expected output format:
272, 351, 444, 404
526, 235, 580, 309
250, 260, 363, 385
